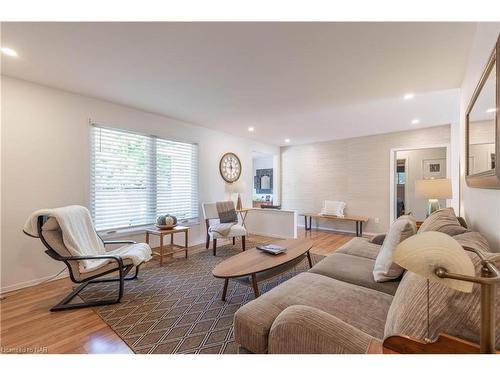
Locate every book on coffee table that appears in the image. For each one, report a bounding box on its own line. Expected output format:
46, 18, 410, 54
256, 244, 287, 255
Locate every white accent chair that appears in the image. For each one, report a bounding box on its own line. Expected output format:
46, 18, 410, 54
202, 202, 247, 256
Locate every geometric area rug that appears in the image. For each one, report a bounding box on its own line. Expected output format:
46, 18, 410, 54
80, 240, 323, 354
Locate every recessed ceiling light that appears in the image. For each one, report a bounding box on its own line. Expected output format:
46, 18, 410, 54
403, 93, 415, 100
284, 138, 291, 143
1, 47, 18, 57
411, 119, 420, 125
247, 127, 254, 132
486, 108, 497, 113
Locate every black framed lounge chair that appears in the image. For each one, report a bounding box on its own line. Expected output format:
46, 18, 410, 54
24, 212, 151, 312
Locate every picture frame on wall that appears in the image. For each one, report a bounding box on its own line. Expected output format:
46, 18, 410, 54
254, 168, 273, 194
422, 158, 446, 179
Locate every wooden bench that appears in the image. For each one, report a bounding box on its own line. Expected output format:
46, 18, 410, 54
301, 213, 369, 237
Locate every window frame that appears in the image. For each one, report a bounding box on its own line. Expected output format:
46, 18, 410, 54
90, 124, 200, 233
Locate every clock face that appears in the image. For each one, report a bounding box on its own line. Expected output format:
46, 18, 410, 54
219, 152, 242, 183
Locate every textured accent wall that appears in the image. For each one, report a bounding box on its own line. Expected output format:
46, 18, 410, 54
281, 125, 451, 234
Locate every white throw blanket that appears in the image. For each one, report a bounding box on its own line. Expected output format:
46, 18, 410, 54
208, 222, 236, 237
23, 205, 151, 273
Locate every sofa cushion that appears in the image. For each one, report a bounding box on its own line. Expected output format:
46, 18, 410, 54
384, 251, 500, 349
309, 252, 400, 295
453, 231, 490, 253
336, 237, 381, 260
370, 233, 387, 246
268, 305, 373, 354
234, 272, 393, 353
209, 224, 246, 238
417, 207, 469, 236
373, 215, 416, 282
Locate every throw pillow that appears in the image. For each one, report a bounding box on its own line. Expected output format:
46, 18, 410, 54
453, 231, 490, 254
320, 200, 346, 217
417, 207, 469, 236
216, 201, 238, 223
373, 215, 417, 282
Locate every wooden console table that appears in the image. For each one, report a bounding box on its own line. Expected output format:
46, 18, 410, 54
145, 226, 189, 265
301, 213, 369, 237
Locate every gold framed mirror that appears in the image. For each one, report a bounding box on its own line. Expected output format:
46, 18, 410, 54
465, 33, 500, 189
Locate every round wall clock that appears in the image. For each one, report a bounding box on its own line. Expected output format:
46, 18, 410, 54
219, 152, 242, 183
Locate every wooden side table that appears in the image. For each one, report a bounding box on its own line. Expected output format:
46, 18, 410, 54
145, 226, 189, 265
236, 208, 251, 229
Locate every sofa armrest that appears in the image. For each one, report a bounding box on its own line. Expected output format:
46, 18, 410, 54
370, 233, 386, 245
268, 305, 373, 354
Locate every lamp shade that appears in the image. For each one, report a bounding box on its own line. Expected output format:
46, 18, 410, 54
415, 178, 452, 199
226, 179, 246, 193
393, 231, 475, 293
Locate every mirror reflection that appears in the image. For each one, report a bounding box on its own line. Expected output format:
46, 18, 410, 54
260, 175, 270, 190
468, 61, 496, 175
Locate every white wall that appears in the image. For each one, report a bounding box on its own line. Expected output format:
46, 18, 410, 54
245, 208, 297, 239
0, 76, 280, 292
459, 24, 500, 252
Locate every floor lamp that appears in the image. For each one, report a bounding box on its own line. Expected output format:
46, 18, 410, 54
227, 180, 244, 210
394, 231, 500, 353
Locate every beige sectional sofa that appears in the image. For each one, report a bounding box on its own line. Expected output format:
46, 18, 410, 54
234, 208, 500, 353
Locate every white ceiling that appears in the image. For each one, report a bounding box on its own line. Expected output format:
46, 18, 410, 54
1, 22, 476, 145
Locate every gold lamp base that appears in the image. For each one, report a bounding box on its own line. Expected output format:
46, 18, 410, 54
236, 193, 242, 211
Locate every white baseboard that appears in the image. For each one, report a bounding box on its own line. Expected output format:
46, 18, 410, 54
247, 230, 290, 239
0, 269, 69, 295
297, 224, 375, 237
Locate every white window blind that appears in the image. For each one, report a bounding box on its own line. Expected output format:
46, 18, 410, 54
90, 125, 199, 231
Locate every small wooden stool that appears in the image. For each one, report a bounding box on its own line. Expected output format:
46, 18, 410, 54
145, 226, 189, 265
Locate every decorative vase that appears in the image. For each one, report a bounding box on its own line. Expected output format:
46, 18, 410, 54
156, 214, 177, 229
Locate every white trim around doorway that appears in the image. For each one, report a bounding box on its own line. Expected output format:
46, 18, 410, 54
389, 143, 452, 224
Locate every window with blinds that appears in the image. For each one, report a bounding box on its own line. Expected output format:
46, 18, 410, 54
90, 125, 199, 231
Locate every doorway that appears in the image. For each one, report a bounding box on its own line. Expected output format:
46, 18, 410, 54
252, 151, 276, 208
395, 158, 407, 218
390, 145, 450, 223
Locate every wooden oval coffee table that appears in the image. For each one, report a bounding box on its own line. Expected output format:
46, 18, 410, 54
212, 239, 314, 301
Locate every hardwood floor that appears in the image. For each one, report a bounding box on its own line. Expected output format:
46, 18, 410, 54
299, 227, 354, 256
0, 229, 356, 354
